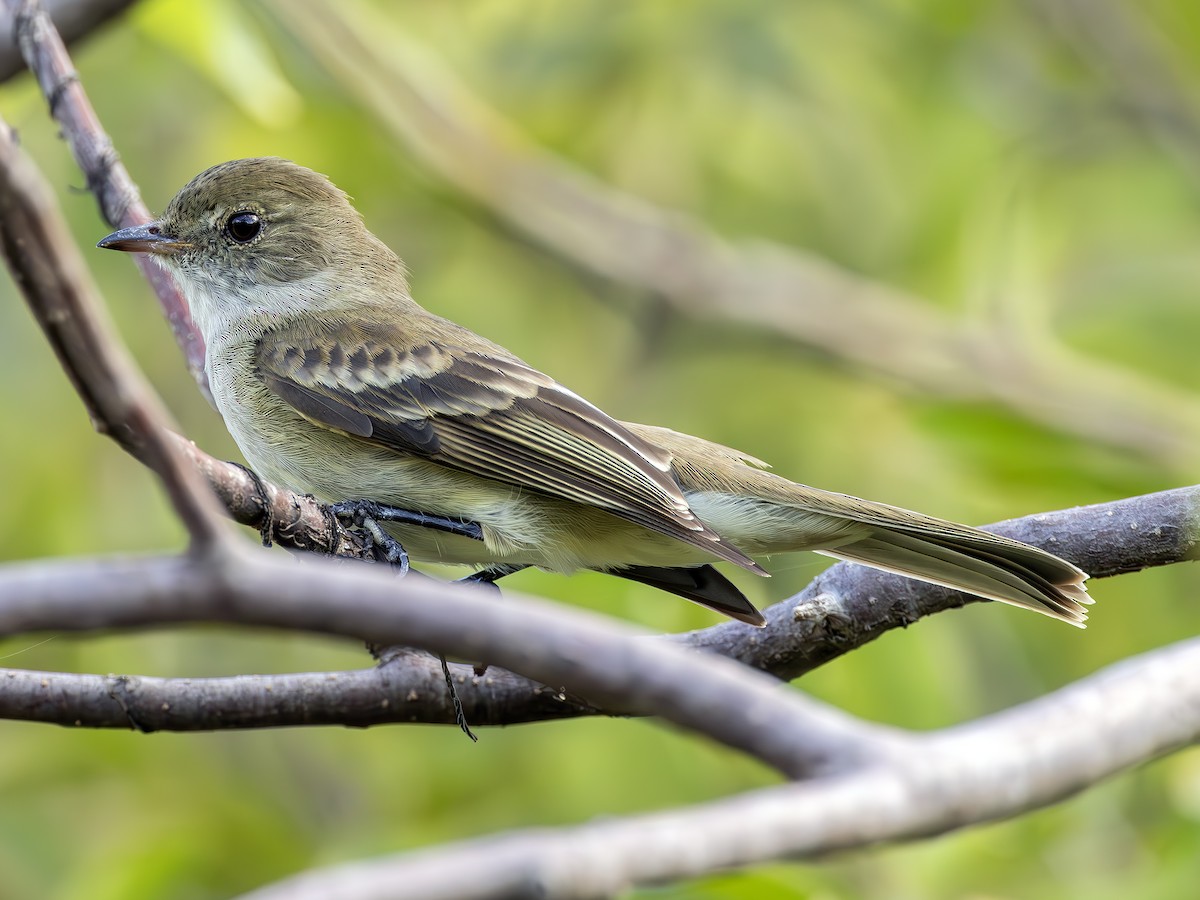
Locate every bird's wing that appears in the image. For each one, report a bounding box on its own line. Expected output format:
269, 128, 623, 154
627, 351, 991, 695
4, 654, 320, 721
255, 320, 762, 572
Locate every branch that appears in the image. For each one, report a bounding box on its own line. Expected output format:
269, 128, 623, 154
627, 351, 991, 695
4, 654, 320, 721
0, 0, 133, 82
239, 636, 1200, 899
260, 0, 1200, 468
0, 100, 226, 547
0, 483, 1195, 730
8, 0, 207, 391
0, 552, 906, 779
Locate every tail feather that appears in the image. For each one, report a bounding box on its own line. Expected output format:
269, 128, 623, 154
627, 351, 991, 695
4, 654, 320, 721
615, 564, 766, 627
820, 527, 1090, 627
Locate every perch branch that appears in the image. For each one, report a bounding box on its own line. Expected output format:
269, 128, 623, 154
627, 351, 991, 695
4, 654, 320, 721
0, 482, 1195, 729
0, 552, 908, 779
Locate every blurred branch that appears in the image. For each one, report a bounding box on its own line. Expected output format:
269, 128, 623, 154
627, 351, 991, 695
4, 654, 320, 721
261, 0, 1200, 469
7, 0, 209, 394
1027, 0, 1200, 188
241, 636, 1200, 899
0, 0, 132, 81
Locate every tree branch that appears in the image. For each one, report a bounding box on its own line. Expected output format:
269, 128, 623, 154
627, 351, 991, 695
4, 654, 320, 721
0, 552, 907, 778
8, 0, 207, 391
238, 636, 1200, 899
0, 482, 1195, 730
0, 0, 133, 82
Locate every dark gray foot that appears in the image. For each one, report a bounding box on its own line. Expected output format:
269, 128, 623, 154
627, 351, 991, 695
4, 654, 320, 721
454, 565, 528, 677
331, 499, 485, 575
455, 564, 529, 592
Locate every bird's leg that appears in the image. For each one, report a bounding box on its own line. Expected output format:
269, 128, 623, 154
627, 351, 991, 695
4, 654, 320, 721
436, 562, 526, 740
329, 500, 489, 742
229, 462, 275, 547
348, 501, 484, 541
454, 563, 529, 591
454, 565, 529, 677
330, 499, 485, 576
438, 654, 478, 742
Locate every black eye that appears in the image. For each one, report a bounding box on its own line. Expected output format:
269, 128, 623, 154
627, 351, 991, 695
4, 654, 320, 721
225, 212, 261, 243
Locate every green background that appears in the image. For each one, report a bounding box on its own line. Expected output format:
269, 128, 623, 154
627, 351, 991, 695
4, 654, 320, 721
2, 1, 1199, 897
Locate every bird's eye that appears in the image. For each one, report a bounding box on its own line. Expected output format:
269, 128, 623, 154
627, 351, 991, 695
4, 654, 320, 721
225, 212, 261, 243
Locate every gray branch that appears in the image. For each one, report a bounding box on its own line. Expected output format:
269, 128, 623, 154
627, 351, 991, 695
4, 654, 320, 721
0, 0, 133, 81
239, 636, 1200, 899
0, 483, 1196, 732
0, 552, 905, 779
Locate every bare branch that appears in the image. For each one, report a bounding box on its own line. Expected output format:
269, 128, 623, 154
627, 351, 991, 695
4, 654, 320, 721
7, 0, 208, 391
0, 103, 227, 547
260, 0, 1200, 468
0, 656, 594, 730
0, 552, 907, 778
238, 636, 1200, 899
0, 483, 1194, 730
0, 0, 134, 82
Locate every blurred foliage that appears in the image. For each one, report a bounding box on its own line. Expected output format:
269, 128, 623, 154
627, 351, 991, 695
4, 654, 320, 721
1, 0, 1199, 897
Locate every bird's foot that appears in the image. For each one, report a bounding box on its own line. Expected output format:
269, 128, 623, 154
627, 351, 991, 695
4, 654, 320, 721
454, 563, 528, 592
229, 462, 274, 547
329, 501, 490, 741
454, 565, 529, 677
330, 499, 485, 575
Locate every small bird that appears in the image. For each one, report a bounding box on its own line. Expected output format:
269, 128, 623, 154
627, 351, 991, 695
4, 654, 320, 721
98, 158, 1091, 628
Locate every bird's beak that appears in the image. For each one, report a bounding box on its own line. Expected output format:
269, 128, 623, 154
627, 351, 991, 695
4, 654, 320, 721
97, 223, 191, 255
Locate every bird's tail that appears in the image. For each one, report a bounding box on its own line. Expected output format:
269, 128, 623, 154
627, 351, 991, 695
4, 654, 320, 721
624, 422, 1093, 627
816, 525, 1091, 626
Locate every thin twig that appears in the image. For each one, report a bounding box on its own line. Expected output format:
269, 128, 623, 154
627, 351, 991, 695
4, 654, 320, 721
0, 106, 226, 548
8, 0, 208, 393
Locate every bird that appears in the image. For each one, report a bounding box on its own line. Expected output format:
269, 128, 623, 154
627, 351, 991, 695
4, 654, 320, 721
97, 157, 1092, 628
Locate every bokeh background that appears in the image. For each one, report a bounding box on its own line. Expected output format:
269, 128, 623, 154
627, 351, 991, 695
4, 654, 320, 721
2, 1, 1200, 897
